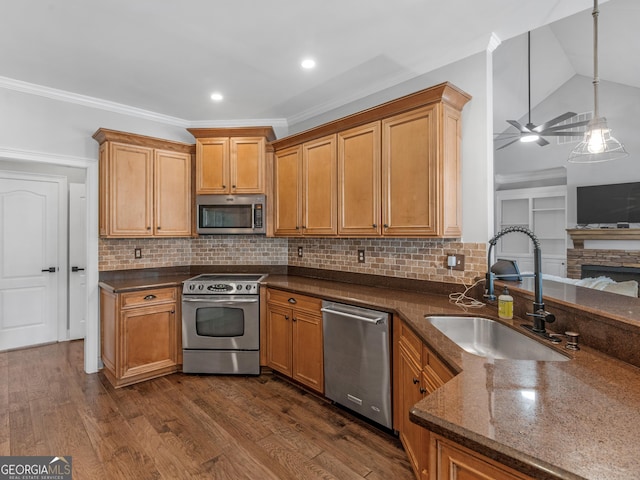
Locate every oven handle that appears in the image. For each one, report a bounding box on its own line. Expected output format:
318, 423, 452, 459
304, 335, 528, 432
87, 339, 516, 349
182, 297, 258, 304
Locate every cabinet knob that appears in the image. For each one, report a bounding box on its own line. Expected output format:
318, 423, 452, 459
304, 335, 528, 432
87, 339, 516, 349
373, 224, 377, 228
285, 315, 289, 320
170, 310, 175, 314
288, 298, 297, 304
383, 224, 389, 229
292, 317, 297, 322
222, 184, 226, 188
412, 377, 419, 384
420, 387, 427, 394
157, 226, 161, 230
295, 226, 300, 230
147, 226, 151, 230
232, 185, 236, 189
144, 294, 156, 300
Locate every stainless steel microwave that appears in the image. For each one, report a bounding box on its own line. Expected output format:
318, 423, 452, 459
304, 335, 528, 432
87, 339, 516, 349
196, 194, 266, 234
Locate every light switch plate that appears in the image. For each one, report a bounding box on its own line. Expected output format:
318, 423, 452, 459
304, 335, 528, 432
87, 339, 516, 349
134, 248, 142, 259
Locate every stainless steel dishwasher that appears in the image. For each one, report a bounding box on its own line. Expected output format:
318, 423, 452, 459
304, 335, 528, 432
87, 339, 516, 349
321, 301, 392, 429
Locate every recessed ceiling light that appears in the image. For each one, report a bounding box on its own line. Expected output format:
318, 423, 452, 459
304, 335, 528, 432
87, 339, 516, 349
301, 58, 316, 70
210, 92, 224, 101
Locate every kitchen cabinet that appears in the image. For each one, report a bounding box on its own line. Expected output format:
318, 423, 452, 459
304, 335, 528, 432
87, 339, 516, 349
338, 122, 381, 236
271, 82, 470, 238
430, 434, 534, 480
188, 127, 275, 195
265, 289, 324, 393
273, 135, 337, 236
93, 129, 193, 238
100, 286, 181, 388
394, 319, 454, 479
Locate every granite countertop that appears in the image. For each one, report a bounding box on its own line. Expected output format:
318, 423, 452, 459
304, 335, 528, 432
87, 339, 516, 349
263, 275, 640, 480
99, 271, 640, 479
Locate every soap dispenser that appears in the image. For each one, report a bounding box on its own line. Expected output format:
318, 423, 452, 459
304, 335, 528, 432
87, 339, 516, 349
498, 286, 513, 320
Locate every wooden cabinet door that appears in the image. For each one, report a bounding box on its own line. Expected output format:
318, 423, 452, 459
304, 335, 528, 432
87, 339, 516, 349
154, 149, 191, 236
433, 435, 533, 480
397, 342, 424, 478
231, 137, 265, 193
120, 302, 178, 380
266, 303, 293, 376
109, 142, 154, 237
196, 138, 229, 194
292, 311, 324, 393
274, 146, 302, 236
382, 106, 438, 237
303, 134, 337, 236
338, 122, 381, 236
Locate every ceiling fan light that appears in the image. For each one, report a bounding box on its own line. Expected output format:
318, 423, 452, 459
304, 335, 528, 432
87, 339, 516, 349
568, 117, 628, 163
520, 133, 540, 143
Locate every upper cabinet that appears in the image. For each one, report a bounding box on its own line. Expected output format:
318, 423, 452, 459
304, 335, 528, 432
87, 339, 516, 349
270, 82, 471, 238
273, 135, 337, 237
93, 129, 194, 238
188, 127, 276, 195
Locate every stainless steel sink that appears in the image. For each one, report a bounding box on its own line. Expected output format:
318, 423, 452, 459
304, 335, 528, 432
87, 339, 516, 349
425, 316, 569, 361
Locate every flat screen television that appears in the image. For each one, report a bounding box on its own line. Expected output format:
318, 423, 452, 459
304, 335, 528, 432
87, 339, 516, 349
577, 181, 640, 225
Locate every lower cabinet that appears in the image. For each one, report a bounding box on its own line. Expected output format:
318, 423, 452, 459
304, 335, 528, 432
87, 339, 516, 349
394, 319, 454, 479
100, 286, 181, 388
430, 434, 534, 480
265, 289, 324, 394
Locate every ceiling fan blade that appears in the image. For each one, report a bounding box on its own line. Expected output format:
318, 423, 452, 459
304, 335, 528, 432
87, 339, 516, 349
506, 120, 530, 133
532, 112, 577, 132
536, 137, 550, 147
541, 131, 585, 137
496, 138, 522, 150
540, 120, 591, 133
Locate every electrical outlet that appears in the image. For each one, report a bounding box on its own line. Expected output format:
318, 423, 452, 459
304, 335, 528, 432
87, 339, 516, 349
297, 246, 303, 257
446, 253, 465, 271
358, 249, 365, 263
134, 248, 142, 259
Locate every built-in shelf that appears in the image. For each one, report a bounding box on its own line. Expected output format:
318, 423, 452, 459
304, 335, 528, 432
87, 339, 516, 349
567, 228, 640, 248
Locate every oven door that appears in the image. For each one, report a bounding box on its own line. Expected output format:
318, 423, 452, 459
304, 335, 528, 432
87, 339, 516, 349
182, 295, 259, 350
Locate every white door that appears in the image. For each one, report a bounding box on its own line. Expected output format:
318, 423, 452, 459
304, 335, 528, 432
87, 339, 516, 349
0, 172, 66, 351
69, 183, 86, 340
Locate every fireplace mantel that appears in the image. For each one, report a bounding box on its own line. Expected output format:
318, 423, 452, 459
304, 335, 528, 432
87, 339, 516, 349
567, 228, 640, 248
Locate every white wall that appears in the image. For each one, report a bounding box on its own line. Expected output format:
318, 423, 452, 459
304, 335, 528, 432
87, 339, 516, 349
290, 52, 494, 244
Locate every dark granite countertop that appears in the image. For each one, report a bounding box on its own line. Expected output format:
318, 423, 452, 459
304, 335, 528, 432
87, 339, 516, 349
98, 270, 640, 479
263, 275, 640, 480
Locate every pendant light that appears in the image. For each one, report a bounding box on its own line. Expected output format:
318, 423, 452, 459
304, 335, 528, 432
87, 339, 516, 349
568, 0, 628, 163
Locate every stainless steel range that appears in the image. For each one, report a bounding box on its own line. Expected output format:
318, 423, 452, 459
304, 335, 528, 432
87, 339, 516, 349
182, 274, 266, 374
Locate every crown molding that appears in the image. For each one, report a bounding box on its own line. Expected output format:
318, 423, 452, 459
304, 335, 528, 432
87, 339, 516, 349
0, 76, 191, 127
0, 76, 289, 132
495, 166, 567, 186
0, 145, 96, 168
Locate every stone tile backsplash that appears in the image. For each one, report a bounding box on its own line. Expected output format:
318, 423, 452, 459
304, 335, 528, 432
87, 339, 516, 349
288, 238, 486, 284
100, 236, 486, 284
99, 236, 288, 271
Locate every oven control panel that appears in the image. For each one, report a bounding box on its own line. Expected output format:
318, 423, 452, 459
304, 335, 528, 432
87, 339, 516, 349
183, 274, 264, 295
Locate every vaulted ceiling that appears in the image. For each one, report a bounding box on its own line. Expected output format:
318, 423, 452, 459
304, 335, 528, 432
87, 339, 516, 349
1, 0, 635, 129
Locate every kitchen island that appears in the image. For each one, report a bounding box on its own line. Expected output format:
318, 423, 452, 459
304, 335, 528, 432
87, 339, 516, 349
263, 274, 640, 480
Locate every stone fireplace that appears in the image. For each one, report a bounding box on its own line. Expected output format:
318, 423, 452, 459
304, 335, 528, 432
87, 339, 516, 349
566, 229, 640, 280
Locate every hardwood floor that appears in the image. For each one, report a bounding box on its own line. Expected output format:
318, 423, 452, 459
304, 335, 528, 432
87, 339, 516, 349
0, 341, 413, 479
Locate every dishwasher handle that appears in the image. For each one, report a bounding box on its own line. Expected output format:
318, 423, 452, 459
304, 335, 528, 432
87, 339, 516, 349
321, 306, 385, 325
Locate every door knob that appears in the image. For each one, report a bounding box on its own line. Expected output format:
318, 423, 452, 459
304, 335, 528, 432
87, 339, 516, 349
41, 267, 57, 273
71, 266, 85, 272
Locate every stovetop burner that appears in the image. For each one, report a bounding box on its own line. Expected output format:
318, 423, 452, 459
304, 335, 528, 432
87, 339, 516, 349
183, 273, 267, 295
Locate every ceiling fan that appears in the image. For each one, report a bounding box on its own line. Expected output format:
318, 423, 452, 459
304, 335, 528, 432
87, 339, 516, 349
495, 31, 591, 151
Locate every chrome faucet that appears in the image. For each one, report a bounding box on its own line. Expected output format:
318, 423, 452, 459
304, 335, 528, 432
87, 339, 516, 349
485, 226, 559, 342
